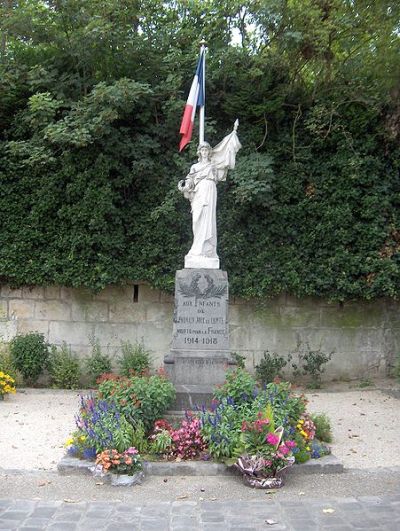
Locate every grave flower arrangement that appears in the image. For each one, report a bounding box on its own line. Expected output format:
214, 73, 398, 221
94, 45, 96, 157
0, 371, 16, 399
96, 447, 143, 476
234, 406, 297, 488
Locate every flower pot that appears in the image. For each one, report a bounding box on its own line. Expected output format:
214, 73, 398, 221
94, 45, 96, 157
235, 455, 295, 489
110, 471, 144, 487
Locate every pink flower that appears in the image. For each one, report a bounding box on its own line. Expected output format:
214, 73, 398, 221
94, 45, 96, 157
278, 444, 289, 455
266, 432, 280, 446
285, 440, 296, 449
126, 447, 138, 455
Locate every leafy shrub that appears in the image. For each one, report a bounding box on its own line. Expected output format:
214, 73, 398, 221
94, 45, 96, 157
310, 413, 333, 443
255, 351, 290, 385
291, 343, 334, 388
0, 342, 22, 385
97, 373, 176, 431
117, 340, 151, 376
9, 332, 49, 385
47, 343, 81, 389
214, 368, 257, 404
85, 337, 112, 386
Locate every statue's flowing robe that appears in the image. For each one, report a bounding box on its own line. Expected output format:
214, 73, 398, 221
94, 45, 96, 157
186, 130, 241, 262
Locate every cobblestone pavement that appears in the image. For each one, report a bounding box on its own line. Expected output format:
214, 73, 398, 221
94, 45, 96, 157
1, 495, 400, 530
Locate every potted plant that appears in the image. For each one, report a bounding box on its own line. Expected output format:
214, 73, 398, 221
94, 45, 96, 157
235, 412, 296, 489
95, 447, 144, 486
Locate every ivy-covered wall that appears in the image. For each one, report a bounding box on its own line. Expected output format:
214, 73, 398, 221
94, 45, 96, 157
0, 284, 397, 381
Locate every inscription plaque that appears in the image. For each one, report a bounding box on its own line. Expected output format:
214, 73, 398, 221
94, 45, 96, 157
171, 269, 229, 352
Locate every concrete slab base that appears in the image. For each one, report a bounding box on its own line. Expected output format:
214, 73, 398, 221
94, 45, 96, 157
58, 454, 344, 477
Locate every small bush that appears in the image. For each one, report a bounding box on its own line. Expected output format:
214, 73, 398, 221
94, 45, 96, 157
48, 343, 81, 389
310, 413, 333, 443
214, 368, 257, 404
117, 340, 151, 376
98, 373, 176, 431
291, 342, 334, 388
9, 332, 49, 385
255, 351, 289, 385
85, 336, 112, 386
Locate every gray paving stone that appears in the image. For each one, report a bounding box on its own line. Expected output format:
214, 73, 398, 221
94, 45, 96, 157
140, 522, 169, 530
22, 517, 53, 527
52, 511, 83, 522
171, 514, 199, 525
47, 523, 79, 530
350, 520, 382, 529
77, 517, 108, 529
200, 512, 225, 522
0, 510, 29, 521
105, 525, 139, 531
0, 520, 19, 530
31, 506, 58, 518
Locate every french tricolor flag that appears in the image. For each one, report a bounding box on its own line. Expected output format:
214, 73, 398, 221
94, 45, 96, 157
179, 50, 205, 152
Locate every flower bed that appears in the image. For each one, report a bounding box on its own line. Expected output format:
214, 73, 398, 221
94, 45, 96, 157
64, 369, 331, 487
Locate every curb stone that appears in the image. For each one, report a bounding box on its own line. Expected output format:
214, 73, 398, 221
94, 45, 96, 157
57, 454, 344, 477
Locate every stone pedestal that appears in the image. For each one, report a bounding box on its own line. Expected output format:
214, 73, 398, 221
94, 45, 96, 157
164, 269, 234, 410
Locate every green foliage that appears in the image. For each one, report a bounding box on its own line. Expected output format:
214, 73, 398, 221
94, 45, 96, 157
117, 340, 151, 377
0, 342, 22, 385
9, 332, 49, 385
291, 343, 334, 388
131, 421, 149, 454
231, 352, 246, 369
98, 373, 176, 431
74, 396, 135, 454
255, 351, 290, 385
214, 368, 257, 404
150, 429, 173, 455
310, 413, 333, 443
47, 343, 81, 389
0, 1, 400, 301
200, 377, 308, 460
85, 336, 112, 386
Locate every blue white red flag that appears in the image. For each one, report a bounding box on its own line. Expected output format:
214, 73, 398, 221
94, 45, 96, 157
179, 50, 205, 151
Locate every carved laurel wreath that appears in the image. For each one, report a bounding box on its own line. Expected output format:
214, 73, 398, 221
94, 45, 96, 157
178, 273, 227, 300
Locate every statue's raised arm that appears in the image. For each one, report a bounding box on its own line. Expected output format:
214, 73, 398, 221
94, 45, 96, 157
178, 121, 241, 269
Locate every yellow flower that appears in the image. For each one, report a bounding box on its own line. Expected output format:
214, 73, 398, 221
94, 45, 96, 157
300, 430, 308, 438
296, 424, 302, 429
306, 446, 310, 451
79, 435, 86, 442
65, 438, 74, 447
299, 420, 304, 424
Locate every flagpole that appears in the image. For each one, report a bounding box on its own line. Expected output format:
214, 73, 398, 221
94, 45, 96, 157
199, 40, 206, 144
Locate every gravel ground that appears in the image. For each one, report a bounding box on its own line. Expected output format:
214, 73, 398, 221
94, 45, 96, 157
0, 380, 399, 472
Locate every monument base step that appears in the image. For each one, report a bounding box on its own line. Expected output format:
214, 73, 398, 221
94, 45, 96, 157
170, 384, 216, 411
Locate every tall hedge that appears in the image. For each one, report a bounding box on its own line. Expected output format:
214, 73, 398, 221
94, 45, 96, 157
0, 0, 399, 301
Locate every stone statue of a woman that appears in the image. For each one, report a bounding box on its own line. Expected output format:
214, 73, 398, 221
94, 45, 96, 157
178, 121, 241, 269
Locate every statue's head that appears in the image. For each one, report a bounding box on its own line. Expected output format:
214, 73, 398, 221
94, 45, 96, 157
197, 142, 212, 160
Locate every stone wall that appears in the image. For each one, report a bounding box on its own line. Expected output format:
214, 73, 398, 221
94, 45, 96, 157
0, 283, 398, 380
